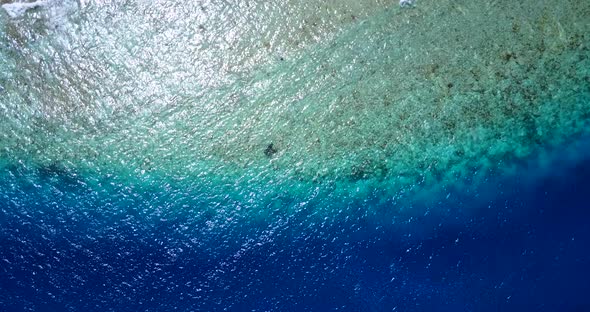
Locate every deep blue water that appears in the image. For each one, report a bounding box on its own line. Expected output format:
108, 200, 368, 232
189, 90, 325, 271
2, 141, 590, 312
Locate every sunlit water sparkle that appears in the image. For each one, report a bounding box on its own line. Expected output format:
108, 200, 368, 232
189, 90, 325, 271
1, 0, 589, 310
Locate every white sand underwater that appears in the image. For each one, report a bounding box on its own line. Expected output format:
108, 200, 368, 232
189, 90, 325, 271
0, 0, 589, 205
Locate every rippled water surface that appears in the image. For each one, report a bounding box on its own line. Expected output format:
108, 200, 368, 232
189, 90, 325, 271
1, 0, 590, 311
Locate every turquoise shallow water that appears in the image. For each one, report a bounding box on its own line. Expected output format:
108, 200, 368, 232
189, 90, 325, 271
1, 0, 589, 207
1, 0, 590, 310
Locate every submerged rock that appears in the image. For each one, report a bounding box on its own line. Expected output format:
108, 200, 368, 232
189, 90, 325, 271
264, 143, 278, 158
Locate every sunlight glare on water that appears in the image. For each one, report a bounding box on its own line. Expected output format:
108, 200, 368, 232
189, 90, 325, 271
1, 0, 590, 311
1, 1, 588, 215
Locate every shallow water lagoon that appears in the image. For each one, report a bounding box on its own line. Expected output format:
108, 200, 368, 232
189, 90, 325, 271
1, 0, 590, 311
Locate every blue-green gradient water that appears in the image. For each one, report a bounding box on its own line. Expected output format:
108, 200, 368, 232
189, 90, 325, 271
1, 0, 589, 310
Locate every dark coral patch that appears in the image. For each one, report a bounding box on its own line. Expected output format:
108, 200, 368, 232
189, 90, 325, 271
264, 143, 278, 157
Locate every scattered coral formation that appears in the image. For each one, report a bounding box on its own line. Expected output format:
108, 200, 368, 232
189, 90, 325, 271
1, 0, 589, 203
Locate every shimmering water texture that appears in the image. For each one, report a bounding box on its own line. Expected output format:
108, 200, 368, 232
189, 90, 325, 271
0, 0, 590, 310
1, 0, 588, 204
